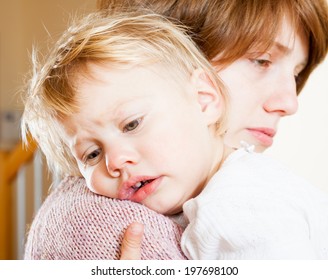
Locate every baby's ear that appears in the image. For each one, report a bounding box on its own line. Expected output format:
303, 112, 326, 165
190, 68, 223, 125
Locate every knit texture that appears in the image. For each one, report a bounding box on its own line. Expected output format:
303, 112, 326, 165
24, 176, 186, 260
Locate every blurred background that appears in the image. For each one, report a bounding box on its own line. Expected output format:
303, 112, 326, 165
0, 0, 327, 260
0, 0, 97, 260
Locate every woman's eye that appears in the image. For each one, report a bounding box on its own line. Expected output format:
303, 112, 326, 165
251, 59, 271, 68
123, 118, 142, 132
247, 52, 272, 69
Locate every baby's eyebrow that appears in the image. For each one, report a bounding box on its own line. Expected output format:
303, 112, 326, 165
68, 136, 82, 154
64, 127, 90, 150
70, 139, 93, 161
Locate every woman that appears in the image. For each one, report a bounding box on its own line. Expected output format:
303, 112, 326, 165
24, 0, 328, 259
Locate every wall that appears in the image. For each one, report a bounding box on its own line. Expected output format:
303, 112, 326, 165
0, 0, 97, 149
0, 0, 97, 111
0, 0, 25, 111
267, 58, 328, 193
0, 0, 97, 260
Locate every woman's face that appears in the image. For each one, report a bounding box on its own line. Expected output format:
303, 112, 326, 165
216, 20, 308, 152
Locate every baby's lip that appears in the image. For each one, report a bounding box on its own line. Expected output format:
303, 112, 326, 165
118, 175, 159, 200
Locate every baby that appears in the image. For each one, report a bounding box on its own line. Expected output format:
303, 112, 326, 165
22, 11, 328, 259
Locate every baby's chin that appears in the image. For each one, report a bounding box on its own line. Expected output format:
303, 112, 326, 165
143, 198, 183, 216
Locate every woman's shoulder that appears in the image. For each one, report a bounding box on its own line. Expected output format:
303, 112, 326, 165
25, 176, 187, 260
191, 148, 328, 219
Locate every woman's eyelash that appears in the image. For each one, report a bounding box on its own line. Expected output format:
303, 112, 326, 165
251, 59, 271, 67
247, 51, 272, 68
123, 118, 142, 132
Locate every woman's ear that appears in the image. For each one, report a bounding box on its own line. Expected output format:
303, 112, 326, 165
190, 68, 223, 125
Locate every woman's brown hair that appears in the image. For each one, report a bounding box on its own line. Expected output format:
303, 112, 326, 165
98, 0, 328, 92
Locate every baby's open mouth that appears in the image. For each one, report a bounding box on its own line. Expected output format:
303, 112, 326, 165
119, 176, 162, 202
132, 179, 154, 190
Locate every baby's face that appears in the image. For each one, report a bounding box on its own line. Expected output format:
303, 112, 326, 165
61, 62, 223, 215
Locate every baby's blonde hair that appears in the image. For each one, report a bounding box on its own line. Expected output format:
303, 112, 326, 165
22, 11, 228, 177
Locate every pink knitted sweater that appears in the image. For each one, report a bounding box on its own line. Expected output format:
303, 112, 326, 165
24, 176, 187, 260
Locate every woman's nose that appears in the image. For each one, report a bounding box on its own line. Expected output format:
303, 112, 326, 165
263, 74, 298, 116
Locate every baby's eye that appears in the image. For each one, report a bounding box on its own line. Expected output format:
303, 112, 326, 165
123, 118, 142, 132
87, 150, 100, 160
83, 148, 102, 166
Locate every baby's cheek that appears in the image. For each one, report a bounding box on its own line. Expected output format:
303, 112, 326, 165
84, 167, 116, 199
82, 166, 98, 194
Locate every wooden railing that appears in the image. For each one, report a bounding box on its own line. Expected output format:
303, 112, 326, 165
0, 136, 37, 259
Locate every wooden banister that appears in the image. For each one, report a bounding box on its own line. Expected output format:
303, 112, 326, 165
0, 136, 37, 259
5, 136, 37, 182
0, 151, 9, 259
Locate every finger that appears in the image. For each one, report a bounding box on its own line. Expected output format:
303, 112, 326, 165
120, 222, 144, 260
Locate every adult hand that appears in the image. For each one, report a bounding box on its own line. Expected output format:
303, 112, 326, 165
120, 222, 144, 260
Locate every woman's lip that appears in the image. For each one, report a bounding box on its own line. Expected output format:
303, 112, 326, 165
247, 128, 276, 146
118, 176, 162, 203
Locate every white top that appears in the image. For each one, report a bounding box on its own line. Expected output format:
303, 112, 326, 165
181, 148, 328, 259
